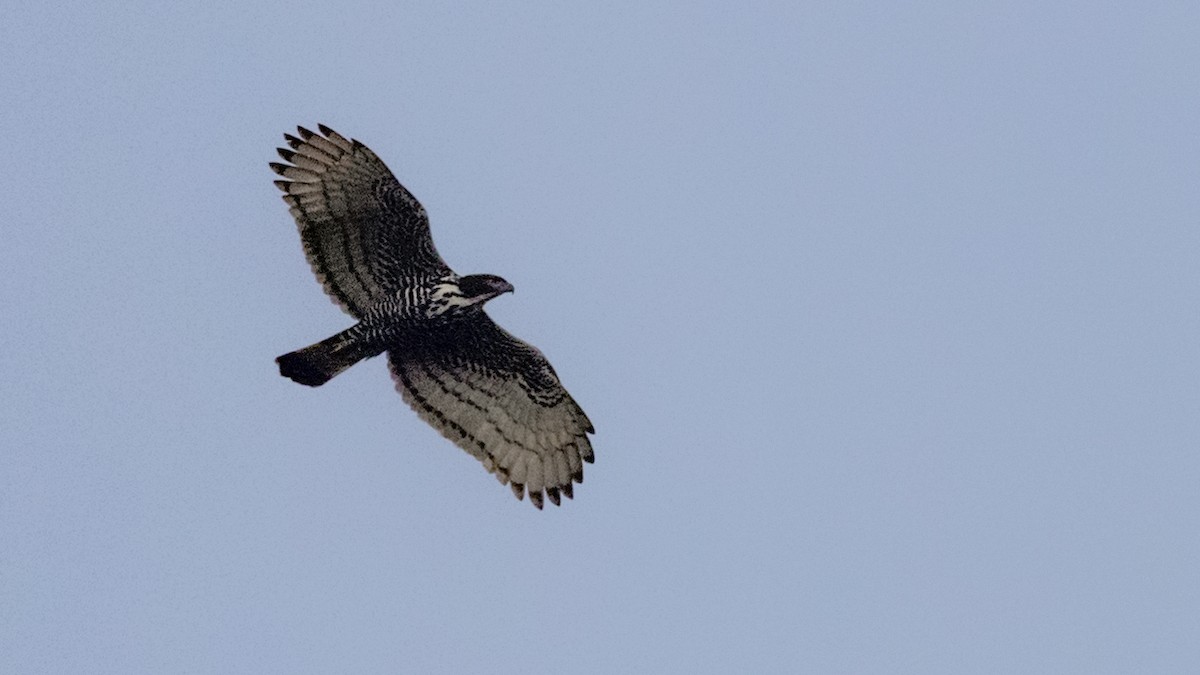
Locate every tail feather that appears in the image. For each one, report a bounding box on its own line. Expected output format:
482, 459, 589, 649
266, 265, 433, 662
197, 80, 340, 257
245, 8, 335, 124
276, 332, 375, 387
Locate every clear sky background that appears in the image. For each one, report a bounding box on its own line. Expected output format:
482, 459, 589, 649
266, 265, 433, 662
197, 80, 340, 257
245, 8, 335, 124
2, 2, 1198, 673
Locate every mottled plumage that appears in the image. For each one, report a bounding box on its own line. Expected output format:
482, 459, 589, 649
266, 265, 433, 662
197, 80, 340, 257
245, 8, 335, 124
272, 125, 593, 509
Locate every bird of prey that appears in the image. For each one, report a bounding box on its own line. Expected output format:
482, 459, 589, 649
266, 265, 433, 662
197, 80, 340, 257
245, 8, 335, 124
271, 125, 594, 509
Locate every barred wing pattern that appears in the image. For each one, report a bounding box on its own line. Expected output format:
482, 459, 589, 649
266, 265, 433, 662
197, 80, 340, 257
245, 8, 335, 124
271, 125, 450, 317
389, 316, 595, 509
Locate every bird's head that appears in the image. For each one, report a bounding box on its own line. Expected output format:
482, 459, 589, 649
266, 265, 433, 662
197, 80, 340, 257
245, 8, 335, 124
429, 273, 514, 317
459, 273, 515, 303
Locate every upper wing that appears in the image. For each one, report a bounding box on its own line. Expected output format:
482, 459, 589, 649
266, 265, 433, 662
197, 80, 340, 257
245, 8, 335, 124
388, 315, 595, 509
270, 125, 450, 317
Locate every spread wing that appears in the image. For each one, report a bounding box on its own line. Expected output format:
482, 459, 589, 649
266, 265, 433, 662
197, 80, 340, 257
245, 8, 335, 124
270, 125, 451, 317
388, 315, 595, 509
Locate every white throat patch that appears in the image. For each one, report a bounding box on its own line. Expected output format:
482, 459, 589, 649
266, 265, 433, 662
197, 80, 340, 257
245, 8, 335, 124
427, 281, 477, 318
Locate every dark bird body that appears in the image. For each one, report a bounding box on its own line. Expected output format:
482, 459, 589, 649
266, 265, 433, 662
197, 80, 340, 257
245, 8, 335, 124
271, 125, 593, 509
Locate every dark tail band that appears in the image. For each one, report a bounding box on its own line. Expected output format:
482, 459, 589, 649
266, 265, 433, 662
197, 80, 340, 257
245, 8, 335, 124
276, 331, 375, 387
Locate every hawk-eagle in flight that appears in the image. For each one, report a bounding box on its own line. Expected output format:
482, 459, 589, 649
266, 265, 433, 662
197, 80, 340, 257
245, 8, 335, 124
271, 125, 594, 509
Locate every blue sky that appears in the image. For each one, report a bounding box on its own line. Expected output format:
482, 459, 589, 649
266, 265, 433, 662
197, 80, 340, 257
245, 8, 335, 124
2, 2, 1198, 672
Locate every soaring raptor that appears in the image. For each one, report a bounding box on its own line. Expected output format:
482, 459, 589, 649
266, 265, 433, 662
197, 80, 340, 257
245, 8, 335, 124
271, 125, 594, 509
